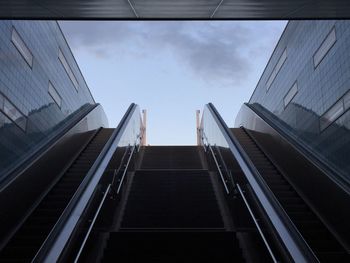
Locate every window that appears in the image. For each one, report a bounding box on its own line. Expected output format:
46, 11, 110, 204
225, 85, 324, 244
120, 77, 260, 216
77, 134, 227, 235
266, 49, 287, 91
320, 90, 350, 131
343, 90, 350, 110
11, 27, 33, 67
48, 82, 62, 108
313, 27, 336, 68
284, 82, 298, 108
58, 48, 79, 91
320, 100, 344, 131
0, 93, 27, 131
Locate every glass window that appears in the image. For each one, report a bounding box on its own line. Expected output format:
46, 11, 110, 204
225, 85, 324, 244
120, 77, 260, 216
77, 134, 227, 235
0, 93, 4, 110
343, 90, 350, 110
48, 82, 62, 108
2, 96, 26, 131
320, 99, 344, 131
58, 48, 79, 91
284, 82, 298, 108
11, 27, 33, 67
313, 28, 336, 68
266, 49, 287, 91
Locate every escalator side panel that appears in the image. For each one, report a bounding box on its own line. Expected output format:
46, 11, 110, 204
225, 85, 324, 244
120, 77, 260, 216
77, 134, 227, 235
235, 104, 350, 250
0, 128, 114, 262
0, 104, 108, 250
0, 130, 95, 250
232, 127, 349, 261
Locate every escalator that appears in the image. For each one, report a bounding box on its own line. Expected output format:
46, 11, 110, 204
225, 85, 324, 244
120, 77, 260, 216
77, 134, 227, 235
231, 127, 349, 262
2, 102, 349, 262
198, 103, 350, 262
0, 128, 114, 262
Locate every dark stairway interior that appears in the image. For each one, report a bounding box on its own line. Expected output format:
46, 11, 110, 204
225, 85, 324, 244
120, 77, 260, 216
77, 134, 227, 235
101, 146, 244, 262
231, 127, 350, 262
2, 115, 349, 262
0, 128, 114, 262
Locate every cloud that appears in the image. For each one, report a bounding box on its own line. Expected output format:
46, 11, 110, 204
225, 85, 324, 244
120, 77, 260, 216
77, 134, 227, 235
59, 21, 286, 88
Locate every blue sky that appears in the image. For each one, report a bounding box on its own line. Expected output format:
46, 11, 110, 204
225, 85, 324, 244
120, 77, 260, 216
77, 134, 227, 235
59, 21, 287, 145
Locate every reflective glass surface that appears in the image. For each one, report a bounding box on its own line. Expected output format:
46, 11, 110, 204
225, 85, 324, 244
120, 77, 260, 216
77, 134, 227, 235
201, 106, 229, 149
248, 20, 350, 181
118, 104, 143, 148
0, 20, 99, 179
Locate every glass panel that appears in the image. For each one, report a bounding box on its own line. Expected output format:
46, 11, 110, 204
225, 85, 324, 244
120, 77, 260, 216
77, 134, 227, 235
0, 111, 6, 128
266, 49, 287, 91
284, 82, 298, 108
343, 90, 350, 110
201, 106, 229, 149
11, 28, 33, 67
0, 93, 4, 110
320, 99, 344, 131
58, 49, 79, 91
48, 82, 62, 108
313, 28, 336, 67
3, 98, 26, 131
118, 105, 143, 148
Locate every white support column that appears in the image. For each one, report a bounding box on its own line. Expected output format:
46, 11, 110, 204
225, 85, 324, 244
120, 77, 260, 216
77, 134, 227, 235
196, 110, 201, 145
141, 109, 147, 146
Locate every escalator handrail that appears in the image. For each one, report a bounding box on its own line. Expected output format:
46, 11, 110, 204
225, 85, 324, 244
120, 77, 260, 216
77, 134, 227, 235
205, 103, 319, 263
245, 103, 350, 193
32, 103, 140, 263
0, 103, 99, 189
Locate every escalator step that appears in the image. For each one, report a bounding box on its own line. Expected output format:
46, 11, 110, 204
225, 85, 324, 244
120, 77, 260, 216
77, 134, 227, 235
231, 127, 350, 261
101, 232, 242, 262
0, 128, 114, 262
317, 252, 350, 262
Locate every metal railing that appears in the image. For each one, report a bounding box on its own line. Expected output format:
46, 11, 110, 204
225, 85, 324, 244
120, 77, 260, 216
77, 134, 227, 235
73, 140, 139, 262
202, 129, 278, 262
202, 133, 229, 194
74, 184, 111, 263
236, 183, 278, 263
116, 143, 137, 195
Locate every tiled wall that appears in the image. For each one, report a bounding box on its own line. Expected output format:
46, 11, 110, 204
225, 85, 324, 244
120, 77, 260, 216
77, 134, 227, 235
248, 20, 350, 183
0, 21, 98, 179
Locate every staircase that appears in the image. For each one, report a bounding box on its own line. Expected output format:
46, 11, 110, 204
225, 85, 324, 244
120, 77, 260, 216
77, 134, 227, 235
101, 146, 244, 262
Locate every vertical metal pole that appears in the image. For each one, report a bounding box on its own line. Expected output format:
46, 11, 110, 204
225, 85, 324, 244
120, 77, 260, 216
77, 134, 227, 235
196, 110, 201, 145
141, 109, 147, 146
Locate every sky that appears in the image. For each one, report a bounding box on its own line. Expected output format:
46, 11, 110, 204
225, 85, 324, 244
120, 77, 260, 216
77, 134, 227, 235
59, 21, 287, 145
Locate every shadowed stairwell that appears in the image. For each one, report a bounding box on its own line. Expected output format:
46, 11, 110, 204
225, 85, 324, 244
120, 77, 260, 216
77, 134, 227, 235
101, 146, 243, 262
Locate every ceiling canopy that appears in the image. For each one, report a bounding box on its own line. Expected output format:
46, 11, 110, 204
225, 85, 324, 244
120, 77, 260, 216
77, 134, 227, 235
1, 0, 350, 19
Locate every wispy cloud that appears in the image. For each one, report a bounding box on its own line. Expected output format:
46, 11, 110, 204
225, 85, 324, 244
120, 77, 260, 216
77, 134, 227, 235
60, 21, 286, 88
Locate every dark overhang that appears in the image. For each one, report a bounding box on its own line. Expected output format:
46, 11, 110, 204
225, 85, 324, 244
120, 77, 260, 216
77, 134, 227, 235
1, 0, 350, 19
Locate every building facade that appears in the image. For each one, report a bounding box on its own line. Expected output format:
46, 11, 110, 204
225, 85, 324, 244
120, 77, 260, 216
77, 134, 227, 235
0, 21, 107, 180
241, 20, 350, 185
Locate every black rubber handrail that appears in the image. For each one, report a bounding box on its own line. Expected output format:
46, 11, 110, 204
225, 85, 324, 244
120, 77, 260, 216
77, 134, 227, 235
0, 103, 98, 189
204, 102, 319, 263
246, 103, 350, 192
32, 103, 140, 263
